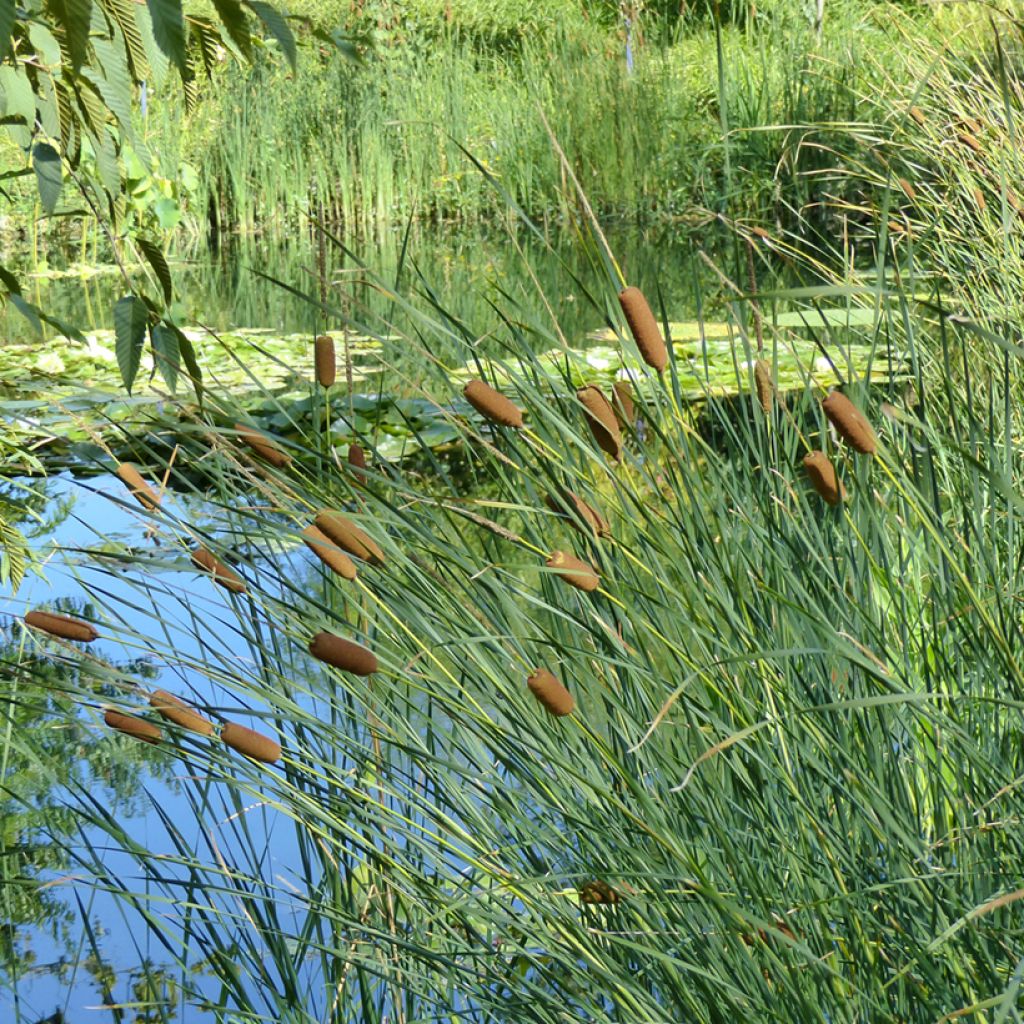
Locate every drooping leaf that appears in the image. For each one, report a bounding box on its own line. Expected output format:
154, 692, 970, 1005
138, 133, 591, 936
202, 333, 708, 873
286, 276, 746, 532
150, 322, 179, 393
145, 0, 186, 72
35, 75, 61, 140
27, 22, 62, 66
47, 0, 93, 72
89, 36, 134, 133
173, 323, 203, 405
113, 294, 148, 392
0, 0, 14, 61
90, 125, 120, 198
136, 235, 172, 303
135, 0, 169, 85
32, 143, 63, 214
9, 294, 42, 334
98, 0, 148, 81
210, 0, 251, 60
0, 65, 36, 147
0, 513, 29, 593
244, 0, 295, 70
0, 263, 22, 295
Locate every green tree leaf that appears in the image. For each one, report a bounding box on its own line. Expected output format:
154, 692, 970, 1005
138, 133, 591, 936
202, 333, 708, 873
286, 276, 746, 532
113, 294, 148, 392
32, 142, 63, 213
136, 234, 172, 303
150, 322, 179, 392
0, 0, 14, 61
210, 0, 251, 59
244, 0, 295, 70
145, 0, 186, 71
47, 0, 93, 72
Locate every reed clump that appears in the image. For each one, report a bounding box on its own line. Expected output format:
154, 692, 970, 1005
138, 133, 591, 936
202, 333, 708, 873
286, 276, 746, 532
546, 550, 600, 592
309, 631, 378, 676
235, 424, 292, 469
822, 392, 877, 455
526, 668, 575, 716
463, 379, 524, 429
618, 286, 668, 373
577, 386, 621, 461
149, 690, 215, 736
115, 463, 161, 511
25, 610, 99, 643
221, 722, 282, 763
104, 709, 161, 744
315, 510, 386, 565
803, 452, 846, 506
314, 334, 336, 387
191, 547, 247, 594
302, 525, 359, 580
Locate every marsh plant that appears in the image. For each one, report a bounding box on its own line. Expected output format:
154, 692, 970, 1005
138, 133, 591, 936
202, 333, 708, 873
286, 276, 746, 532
10, 204, 1024, 1023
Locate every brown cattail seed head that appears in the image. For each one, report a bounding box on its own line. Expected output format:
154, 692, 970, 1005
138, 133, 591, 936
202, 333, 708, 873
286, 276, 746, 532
546, 550, 600, 592
302, 525, 358, 580
546, 490, 610, 539
577, 386, 621, 461
957, 132, 983, 155
822, 392, 877, 455
753, 360, 773, 414
527, 668, 574, 716
235, 424, 292, 469
974, 186, 987, 211
803, 451, 846, 506
579, 880, 620, 905
191, 547, 247, 594
115, 463, 160, 510
25, 610, 98, 643
105, 709, 161, 744
149, 690, 214, 736
750, 225, 772, 241
315, 510, 386, 565
314, 334, 336, 388
221, 721, 281, 763
618, 286, 668, 373
611, 381, 635, 427
909, 106, 927, 127
898, 177, 917, 202
463, 379, 524, 429
309, 631, 378, 676
348, 443, 367, 483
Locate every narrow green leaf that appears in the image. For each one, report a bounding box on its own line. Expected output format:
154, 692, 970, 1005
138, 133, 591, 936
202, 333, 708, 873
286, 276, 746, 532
9, 293, 41, 333
146, 0, 186, 71
0, 262, 22, 295
113, 294, 148, 392
244, 0, 295, 70
32, 142, 62, 213
150, 322, 179, 393
172, 322, 203, 405
136, 234, 172, 303
0, 0, 14, 61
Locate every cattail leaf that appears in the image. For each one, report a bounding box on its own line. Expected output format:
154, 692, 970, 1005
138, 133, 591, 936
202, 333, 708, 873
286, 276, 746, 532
32, 143, 63, 215
113, 294, 148, 393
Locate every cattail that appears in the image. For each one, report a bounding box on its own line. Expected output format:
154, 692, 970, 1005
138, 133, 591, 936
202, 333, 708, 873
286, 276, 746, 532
961, 115, 982, 134
1008, 189, 1024, 217
221, 721, 281, 764
314, 334, 336, 387
546, 490, 610, 539
611, 381, 635, 427
527, 668, 574, 716
235, 424, 292, 469
315, 510, 386, 565
753, 360, 773, 414
909, 106, 927, 127
898, 177, 917, 202
822, 391, 877, 455
577, 386, 621, 461
750, 225, 772, 241
579, 880, 620, 905
302, 525, 358, 580
348, 443, 367, 484
25, 610, 98, 643
957, 132, 983, 155
887, 220, 906, 236
115, 463, 160, 510
149, 689, 214, 736
618, 286, 668, 373
463, 379, 524, 429
191, 547, 247, 594
104, 709, 161, 744
546, 550, 600, 592
309, 631, 378, 676
803, 451, 846, 506
974, 186, 987, 212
